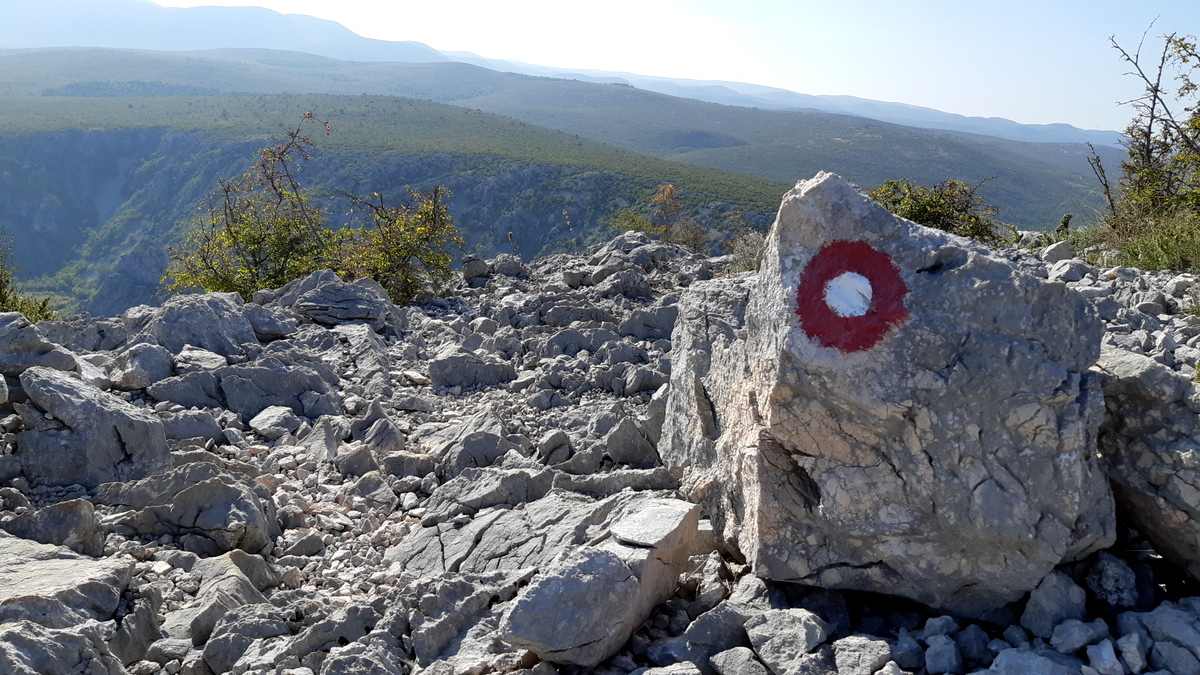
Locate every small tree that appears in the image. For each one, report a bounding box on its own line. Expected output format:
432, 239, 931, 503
609, 207, 664, 238
336, 188, 464, 305
1083, 27, 1200, 271
869, 178, 1008, 245
609, 183, 711, 251
164, 114, 335, 300
165, 113, 460, 305
0, 241, 55, 322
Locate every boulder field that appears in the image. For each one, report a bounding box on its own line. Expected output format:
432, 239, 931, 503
1, 172, 1199, 674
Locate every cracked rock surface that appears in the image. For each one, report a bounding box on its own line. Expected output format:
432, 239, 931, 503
3, 174, 1200, 674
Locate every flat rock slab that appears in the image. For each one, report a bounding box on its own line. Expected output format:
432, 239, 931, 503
611, 499, 697, 548
0, 532, 133, 628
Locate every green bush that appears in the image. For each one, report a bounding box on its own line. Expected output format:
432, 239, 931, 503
165, 114, 461, 304
608, 183, 711, 251
726, 228, 766, 273
1082, 31, 1200, 272
868, 179, 1010, 245
0, 240, 55, 322
609, 207, 665, 239
334, 188, 463, 305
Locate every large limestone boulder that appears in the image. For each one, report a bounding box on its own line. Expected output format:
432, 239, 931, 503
660, 172, 1114, 617
96, 463, 276, 555
0, 532, 132, 628
1094, 345, 1200, 581
255, 269, 403, 334
498, 498, 699, 666
0, 620, 128, 675
146, 357, 341, 422
15, 367, 170, 488
130, 293, 258, 357
0, 312, 77, 376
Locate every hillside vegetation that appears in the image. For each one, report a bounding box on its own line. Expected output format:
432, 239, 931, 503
0, 95, 782, 314
0, 48, 1121, 228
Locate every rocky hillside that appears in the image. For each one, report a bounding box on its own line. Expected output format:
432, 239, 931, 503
1, 174, 1199, 675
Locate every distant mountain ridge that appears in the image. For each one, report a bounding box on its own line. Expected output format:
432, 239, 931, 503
0, 0, 445, 62
0, 0, 1121, 148
446, 53, 1126, 148
0, 46, 1123, 229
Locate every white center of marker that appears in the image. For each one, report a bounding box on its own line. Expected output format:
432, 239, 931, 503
824, 272, 872, 318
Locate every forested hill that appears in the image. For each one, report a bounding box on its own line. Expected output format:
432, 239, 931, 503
0, 48, 1122, 229
0, 94, 783, 314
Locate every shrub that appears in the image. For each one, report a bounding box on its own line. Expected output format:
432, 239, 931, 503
165, 113, 460, 304
608, 183, 711, 251
335, 188, 463, 305
869, 179, 1010, 245
1082, 30, 1200, 272
609, 207, 664, 239
0, 240, 55, 322
727, 228, 766, 273
165, 115, 335, 299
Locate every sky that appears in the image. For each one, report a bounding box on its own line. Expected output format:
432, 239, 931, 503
152, 0, 1200, 131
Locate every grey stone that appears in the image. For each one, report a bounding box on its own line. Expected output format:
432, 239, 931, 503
1040, 241, 1076, 263
660, 173, 1114, 618
0, 532, 132, 628
0, 620, 127, 674
16, 366, 170, 487
985, 648, 1085, 675
498, 547, 640, 666
161, 410, 222, 441
645, 600, 753, 668
428, 345, 516, 390
1150, 641, 1200, 674
290, 274, 396, 332
1095, 346, 1200, 584
462, 256, 489, 280
96, 463, 275, 555
955, 624, 991, 667
0, 312, 77, 377
112, 342, 175, 390
1049, 258, 1093, 283
202, 604, 291, 674
891, 630, 924, 671
0, 498, 103, 556
133, 293, 258, 357
148, 359, 341, 422
174, 345, 228, 373
745, 609, 829, 673
248, 405, 302, 440
1115, 631, 1147, 673
709, 646, 768, 675
242, 303, 298, 341
490, 253, 529, 278
1087, 639, 1125, 675
1049, 618, 1109, 654
1087, 553, 1138, 609
1021, 572, 1087, 638
833, 635, 892, 675
924, 634, 962, 674
499, 497, 698, 667
109, 597, 164, 666
922, 616, 959, 640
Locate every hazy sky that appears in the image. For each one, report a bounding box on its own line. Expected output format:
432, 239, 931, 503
153, 0, 1200, 131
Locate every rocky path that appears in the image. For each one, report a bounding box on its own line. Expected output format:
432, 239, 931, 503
2, 173, 1200, 675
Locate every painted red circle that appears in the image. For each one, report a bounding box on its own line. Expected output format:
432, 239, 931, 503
795, 240, 909, 353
